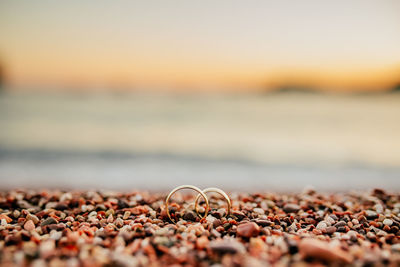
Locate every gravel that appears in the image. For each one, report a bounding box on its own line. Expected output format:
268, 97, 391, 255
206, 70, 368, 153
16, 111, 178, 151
0, 188, 399, 266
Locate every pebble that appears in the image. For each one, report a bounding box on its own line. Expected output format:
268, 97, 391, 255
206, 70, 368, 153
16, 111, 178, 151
325, 216, 335, 225
287, 222, 298, 232
13, 210, 20, 218
40, 217, 58, 227
115, 217, 124, 228
0, 214, 12, 223
183, 210, 197, 221
254, 219, 272, 227
123, 211, 131, 220
253, 208, 265, 215
107, 214, 114, 223
367, 232, 377, 241
59, 192, 72, 202
24, 220, 35, 231
324, 226, 337, 235
383, 218, 393, 226
366, 210, 378, 219
210, 239, 246, 254
299, 238, 352, 263
316, 221, 328, 230
237, 222, 260, 238
347, 230, 358, 242
283, 203, 300, 213
232, 211, 246, 220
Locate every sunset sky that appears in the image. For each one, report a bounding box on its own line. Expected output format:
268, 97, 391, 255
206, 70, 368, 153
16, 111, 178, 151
1, 0, 400, 91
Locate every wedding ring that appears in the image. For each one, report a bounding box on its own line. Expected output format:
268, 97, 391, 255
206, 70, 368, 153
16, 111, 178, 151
165, 185, 209, 222
194, 187, 231, 217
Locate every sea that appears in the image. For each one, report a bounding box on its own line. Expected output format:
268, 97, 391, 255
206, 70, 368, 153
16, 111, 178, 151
0, 90, 399, 192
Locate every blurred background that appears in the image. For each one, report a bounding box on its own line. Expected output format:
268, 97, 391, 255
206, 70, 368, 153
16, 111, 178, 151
0, 0, 399, 191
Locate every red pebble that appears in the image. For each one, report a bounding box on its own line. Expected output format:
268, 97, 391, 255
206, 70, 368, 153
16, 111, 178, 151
237, 222, 260, 238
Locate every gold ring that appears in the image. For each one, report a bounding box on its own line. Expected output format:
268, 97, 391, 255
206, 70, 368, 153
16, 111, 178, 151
165, 185, 210, 222
194, 187, 231, 217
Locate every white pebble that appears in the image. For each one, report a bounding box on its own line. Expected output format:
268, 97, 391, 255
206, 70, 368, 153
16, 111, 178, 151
316, 221, 328, 230
383, 219, 393, 226
253, 208, 265, 215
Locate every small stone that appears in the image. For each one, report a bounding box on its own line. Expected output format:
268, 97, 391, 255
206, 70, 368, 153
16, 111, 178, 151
374, 204, 384, 214
210, 239, 245, 253
24, 220, 35, 231
41, 217, 58, 227
348, 230, 358, 242
55, 203, 68, 210
366, 210, 378, 219
211, 209, 225, 218
367, 232, 377, 241
283, 203, 300, 213
213, 218, 222, 228
254, 219, 272, 227
105, 209, 115, 217
383, 219, 393, 226
26, 214, 39, 224
183, 211, 197, 221
299, 238, 352, 263
115, 217, 124, 228
13, 210, 20, 218
265, 200, 276, 208
316, 221, 328, 230
253, 208, 265, 215
325, 216, 335, 225
18, 200, 32, 209
329, 214, 338, 221
325, 226, 337, 235
287, 222, 297, 232
59, 192, 72, 202
334, 221, 346, 228
237, 222, 260, 238
232, 211, 246, 220
376, 230, 387, 237
0, 214, 12, 223
123, 211, 131, 220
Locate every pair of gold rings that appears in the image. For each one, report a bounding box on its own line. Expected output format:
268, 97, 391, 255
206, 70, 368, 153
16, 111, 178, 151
165, 185, 231, 222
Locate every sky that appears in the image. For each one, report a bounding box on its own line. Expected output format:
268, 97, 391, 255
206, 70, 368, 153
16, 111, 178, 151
1, 0, 400, 91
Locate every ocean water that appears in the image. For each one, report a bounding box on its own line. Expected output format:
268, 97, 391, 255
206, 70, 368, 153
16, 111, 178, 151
0, 91, 399, 191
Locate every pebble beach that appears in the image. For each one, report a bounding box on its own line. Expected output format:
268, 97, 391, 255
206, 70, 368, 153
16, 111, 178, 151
0, 188, 399, 266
